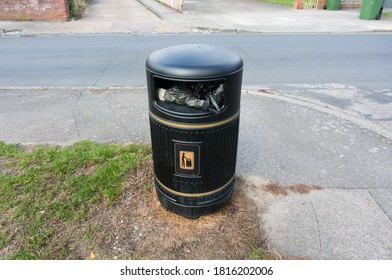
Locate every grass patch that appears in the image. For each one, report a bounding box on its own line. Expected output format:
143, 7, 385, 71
382, 11, 392, 19
259, 0, 294, 6
0, 141, 150, 259
249, 246, 275, 260
1, 141, 279, 260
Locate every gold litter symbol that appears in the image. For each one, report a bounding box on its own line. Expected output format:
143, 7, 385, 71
180, 151, 194, 170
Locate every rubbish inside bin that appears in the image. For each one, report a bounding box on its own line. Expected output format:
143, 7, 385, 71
158, 86, 209, 110
157, 82, 224, 113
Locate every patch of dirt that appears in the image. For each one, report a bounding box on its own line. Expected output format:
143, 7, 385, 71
88, 160, 268, 260
257, 89, 273, 94
74, 163, 98, 176
0, 158, 8, 174
264, 181, 322, 196
264, 181, 289, 196
288, 184, 322, 194
16, 144, 36, 153
0, 158, 23, 176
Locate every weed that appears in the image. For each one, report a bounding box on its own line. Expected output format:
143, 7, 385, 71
249, 245, 282, 260
85, 224, 101, 240
0, 142, 22, 158
143, 181, 153, 191
0, 230, 10, 250
133, 251, 144, 260
9, 250, 36, 260
249, 247, 268, 260
259, 0, 294, 6
67, 0, 89, 20
382, 11, 392, 19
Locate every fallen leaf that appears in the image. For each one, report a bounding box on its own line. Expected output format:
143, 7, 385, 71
90, 251, 96, 259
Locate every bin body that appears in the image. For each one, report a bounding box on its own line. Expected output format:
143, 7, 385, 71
360, 0, 384, 20
146, 44, 243, 218
326, 0, 341, 10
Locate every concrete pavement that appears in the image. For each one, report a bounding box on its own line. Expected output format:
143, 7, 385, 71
140, 0, 392, 33
1, 0, 392, 35
1, 86, 391, 260
1, 0, 392, 260
0, 0, 188, 35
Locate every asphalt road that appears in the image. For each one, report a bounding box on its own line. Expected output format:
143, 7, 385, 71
1, 34, 391, 90
2, 33, 391, 132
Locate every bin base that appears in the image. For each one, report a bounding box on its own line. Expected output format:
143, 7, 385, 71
154, 179, 235, 219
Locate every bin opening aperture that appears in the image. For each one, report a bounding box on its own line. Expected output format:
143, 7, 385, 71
156, 79, 225, 114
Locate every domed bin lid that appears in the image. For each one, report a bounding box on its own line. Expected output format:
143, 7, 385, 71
146, 44, 243, 79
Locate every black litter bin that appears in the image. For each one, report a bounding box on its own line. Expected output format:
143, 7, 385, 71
146, 44, 243, 218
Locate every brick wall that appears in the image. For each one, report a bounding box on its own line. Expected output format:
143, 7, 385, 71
293, 0, 326, 9
316, 0, 327, 9
0, 0, 70, 21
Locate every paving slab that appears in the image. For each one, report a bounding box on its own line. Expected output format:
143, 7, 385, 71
0, 88, 150, 145
261, 188, 392, 259
368, 189, 392, 221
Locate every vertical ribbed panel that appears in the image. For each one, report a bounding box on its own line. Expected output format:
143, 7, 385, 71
149, 115, 239, 207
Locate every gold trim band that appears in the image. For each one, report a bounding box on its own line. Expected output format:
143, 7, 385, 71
149, 111, 239, 129
155, 176, 234, 198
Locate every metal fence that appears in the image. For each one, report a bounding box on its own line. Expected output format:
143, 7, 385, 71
300, 0, 391, 10
303, 0, 318, 9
